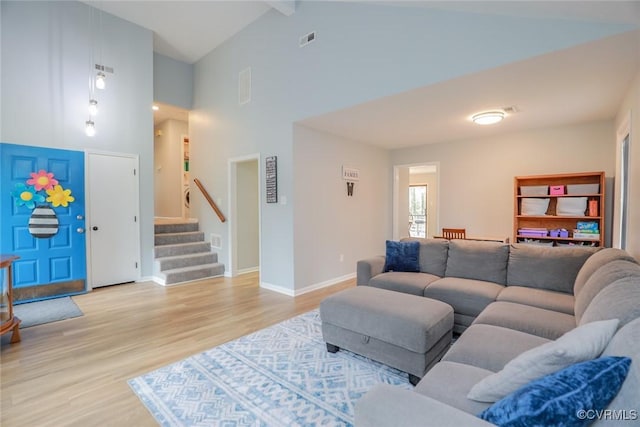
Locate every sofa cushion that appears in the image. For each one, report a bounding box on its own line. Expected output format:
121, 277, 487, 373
444, 240, 509, 285
497, 286, 574, 315
368, 272, 440, 296
467, 319, 619, 403
452, 313, 476, 335
479, 356, 631, 427
424, 277, 504, 318
442, 324, 550, 373
574, 260, 640, 324
402, 237, 449, 276
415, 361, 493, 415
598, 317, 640, 427
383, 240, 420, 272
574, 247, 636, 296
507, 244, 598, 294
579, 276, 640, 327
473, 301, 575, 340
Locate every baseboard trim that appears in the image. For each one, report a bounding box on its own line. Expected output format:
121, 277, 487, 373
237, 267, 259, 275
150, 274, 225, 287
295, 273, 356, 296
260, 281, 295, 296
149, 276, 166, 286
260, 272, 355, 297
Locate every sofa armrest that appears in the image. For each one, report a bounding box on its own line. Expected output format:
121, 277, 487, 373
357, 256, 386, 285
355, 384, 495, 427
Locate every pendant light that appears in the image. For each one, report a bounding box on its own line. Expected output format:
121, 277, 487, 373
85, 120, 96, 137
88, 99, 98, 116
95, 71, 106, 90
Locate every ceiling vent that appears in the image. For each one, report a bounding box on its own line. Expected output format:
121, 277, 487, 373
299, 31, 316, 47
238, 67, 251, 106
503, 105, 519, 114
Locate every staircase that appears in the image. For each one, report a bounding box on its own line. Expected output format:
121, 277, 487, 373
154, 220, 224, 285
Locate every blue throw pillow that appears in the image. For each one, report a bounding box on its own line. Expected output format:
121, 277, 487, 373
383, 240, 420, 273
478, 356, 631, 427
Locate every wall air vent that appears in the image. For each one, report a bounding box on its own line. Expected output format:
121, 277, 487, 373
95, 64, 114, 74
210, 233, 222, 249
238, 67, 251, 106
299, 31, 316, 47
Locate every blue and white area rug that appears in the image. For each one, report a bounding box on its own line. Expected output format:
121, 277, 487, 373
128, 310, 412, 426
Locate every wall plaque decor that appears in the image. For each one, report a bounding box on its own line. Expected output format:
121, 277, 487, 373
342, 166, 359, 197
266, 156, 278, 203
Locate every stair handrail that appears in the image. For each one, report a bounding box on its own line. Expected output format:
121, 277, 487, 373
193, 178, 226, 223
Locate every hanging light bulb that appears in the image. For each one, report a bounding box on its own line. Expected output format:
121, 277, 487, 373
85, 119, 96, 137
88, 99, 98, 116
96, 71, 106, 90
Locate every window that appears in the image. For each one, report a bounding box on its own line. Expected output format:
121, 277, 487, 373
409, 185, 427, 238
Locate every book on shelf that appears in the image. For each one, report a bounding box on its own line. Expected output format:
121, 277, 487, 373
573, 232, 601, 240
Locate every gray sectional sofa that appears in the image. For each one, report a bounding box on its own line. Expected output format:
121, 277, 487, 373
353, 239, 640, 426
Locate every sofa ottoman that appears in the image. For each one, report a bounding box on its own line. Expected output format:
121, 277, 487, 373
319, 286, 454, 385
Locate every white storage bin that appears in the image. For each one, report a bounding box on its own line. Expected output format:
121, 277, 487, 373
567, 184, 599, 194
521, 198, 550, 216
520, 186, 548, 196
557, 197, 587, 216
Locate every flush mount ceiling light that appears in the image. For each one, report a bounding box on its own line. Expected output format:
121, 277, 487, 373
472, 111, 505, 125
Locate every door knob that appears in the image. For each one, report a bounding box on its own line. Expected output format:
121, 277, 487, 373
77, 228, 85, 234
92, 226, 99, 231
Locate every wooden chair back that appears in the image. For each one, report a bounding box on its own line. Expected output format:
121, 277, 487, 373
442, 228, 466, 240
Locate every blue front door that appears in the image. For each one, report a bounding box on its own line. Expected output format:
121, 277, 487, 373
0, 143, 86, 302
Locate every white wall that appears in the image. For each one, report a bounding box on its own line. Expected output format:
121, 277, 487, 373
394, 168, 410, 240
615, 71, 640, 259
1, 1, 155, 276
191, 1, 630, 291
391, 121, 616, 243
154, 119, 187, 217
293, 125, 390, 292
153, 53, 193, 110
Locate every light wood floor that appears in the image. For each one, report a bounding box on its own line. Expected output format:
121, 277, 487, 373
0, 273, 354, 426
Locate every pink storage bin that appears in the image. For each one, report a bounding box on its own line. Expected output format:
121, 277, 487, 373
550, 185, 565, 195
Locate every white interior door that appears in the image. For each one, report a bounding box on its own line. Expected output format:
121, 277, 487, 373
87, 152, 140, 288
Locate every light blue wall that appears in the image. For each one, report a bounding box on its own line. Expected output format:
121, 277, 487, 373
1, 1, 155, 277
153, 53, 193, 109
191, 1, 633, 292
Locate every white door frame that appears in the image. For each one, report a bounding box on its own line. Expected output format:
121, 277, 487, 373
228, 153, 262, 277
613, 111, 632, 249
84, 149, 141, 290
393, 162, 440, 240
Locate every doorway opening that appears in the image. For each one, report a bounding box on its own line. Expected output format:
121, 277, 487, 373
153, 102, 190, 221
228, 155, 261, 277
393, 162, 439, 240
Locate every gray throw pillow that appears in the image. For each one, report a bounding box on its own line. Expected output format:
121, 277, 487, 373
467, 318, 619, 403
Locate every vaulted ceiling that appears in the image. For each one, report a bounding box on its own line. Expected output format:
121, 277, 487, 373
87, 1, 640, 147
